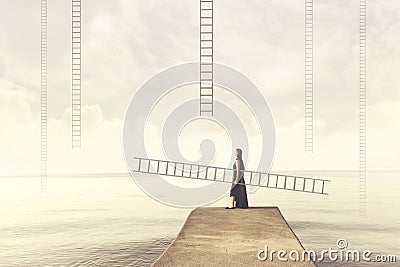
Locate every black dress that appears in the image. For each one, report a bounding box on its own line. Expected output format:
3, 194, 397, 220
230, 158, 249, 208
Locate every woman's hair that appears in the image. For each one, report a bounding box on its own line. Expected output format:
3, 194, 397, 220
235, 148, 242, 159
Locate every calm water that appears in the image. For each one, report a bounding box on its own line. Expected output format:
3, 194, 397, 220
0, 171, 399, 266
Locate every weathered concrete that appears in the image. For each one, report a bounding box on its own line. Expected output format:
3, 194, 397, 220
152, 207, 316, 266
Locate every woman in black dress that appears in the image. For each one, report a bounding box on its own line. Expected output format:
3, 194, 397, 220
226, 148, 249, 209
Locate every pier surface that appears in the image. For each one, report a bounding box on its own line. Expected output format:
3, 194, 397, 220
152, 207, 316, 266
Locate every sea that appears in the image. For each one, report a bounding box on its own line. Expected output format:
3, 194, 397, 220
0, 171, 399, 266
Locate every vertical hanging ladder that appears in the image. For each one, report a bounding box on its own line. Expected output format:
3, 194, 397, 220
200, 0, 214, 116
40, 0, 48, 193
305, 0, 314, 153
72, 0, 81, 149
359, 0, 367, 216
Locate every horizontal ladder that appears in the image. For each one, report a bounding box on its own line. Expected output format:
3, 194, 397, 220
132, 157, 330, 195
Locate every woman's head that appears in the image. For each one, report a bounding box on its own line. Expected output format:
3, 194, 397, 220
235, 148, 242, 159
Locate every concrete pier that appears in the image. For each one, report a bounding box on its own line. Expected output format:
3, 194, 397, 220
152, 207, 316, 266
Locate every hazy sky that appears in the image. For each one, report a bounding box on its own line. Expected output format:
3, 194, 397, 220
0, 0, 400, 175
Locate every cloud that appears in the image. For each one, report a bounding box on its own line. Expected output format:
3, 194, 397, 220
47, 105, 125, 174
1, 0, 400, 175
0, 78, 125, 175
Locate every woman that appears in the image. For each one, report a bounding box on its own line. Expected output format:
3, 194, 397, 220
226, 148, 249, 209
